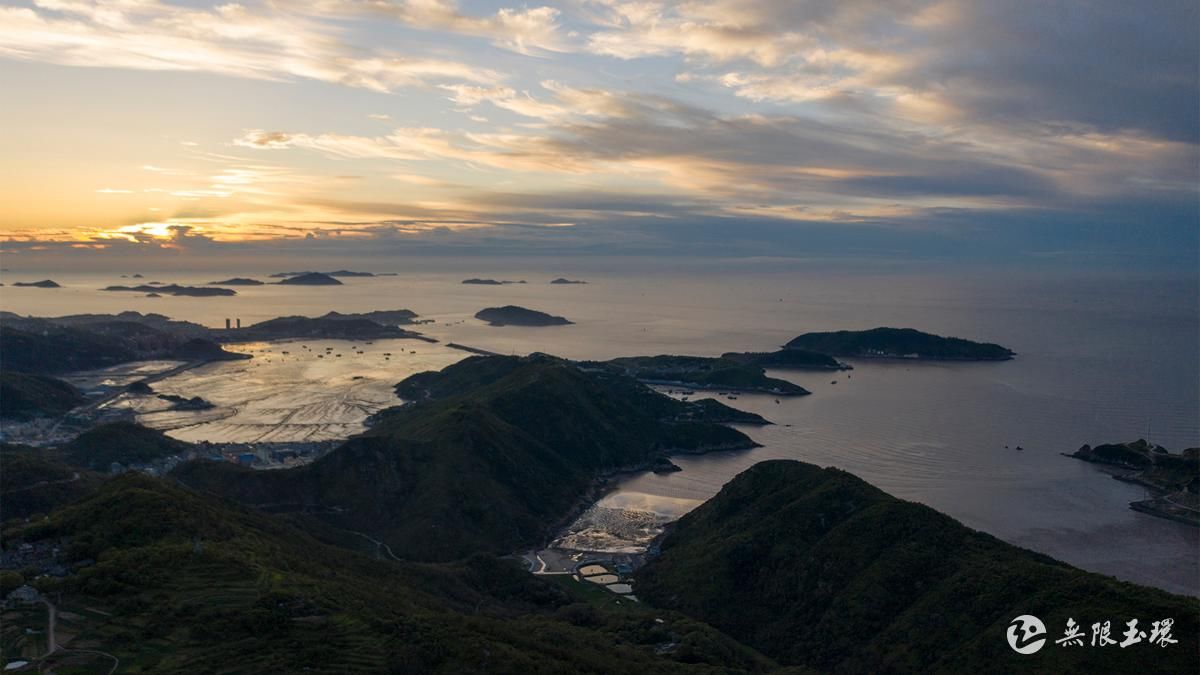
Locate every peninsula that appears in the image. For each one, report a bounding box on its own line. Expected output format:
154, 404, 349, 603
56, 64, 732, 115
218, 315, 432, 342
721, 348, 849, 370
784, 327, 1015, 360
475, 305, 572, 326
598, 355, 810, 396
1067, 440, 1199, 526
12, 279, 60, 288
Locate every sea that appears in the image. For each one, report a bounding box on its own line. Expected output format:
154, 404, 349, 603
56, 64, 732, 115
1, 265, 1197, 595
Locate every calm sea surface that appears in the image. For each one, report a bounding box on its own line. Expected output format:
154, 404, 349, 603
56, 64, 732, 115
2, 268, 1196, 594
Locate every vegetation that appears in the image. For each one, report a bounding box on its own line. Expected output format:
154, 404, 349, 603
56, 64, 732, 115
175, 355, 759, 561
475, 306, 572, 326
784, 327, 1015, 360
637, 460, 1198, 673
232, 316, 428, 341
0, 444, 103, 521
3, 474, 778, 673
0, 313, 241, 374
0, 324, 137, 374
598, 355, 810, 395
63, 421, 192, 470
720, 349, 847, 370
1069, 440, 1199, 526
0, 372, 84, 419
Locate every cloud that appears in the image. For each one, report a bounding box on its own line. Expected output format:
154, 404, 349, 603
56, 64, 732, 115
0, 0, 504, 92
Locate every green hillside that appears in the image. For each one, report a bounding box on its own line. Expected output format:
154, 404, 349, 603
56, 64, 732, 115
637, 460, 1198, 673
0, 372, 84, 419
784, 327, 1014, 360
64, 421, 192, 470
5, 474, 775, 674
175, 355, 760, 561
0, 445, 103, 522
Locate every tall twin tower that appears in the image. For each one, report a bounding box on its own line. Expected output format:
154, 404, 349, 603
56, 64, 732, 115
224, 318, 242, 330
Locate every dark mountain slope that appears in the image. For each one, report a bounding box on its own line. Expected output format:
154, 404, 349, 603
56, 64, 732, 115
175, 355, 759, 561
637, 460, 1198, 673
5, 474, 775, 673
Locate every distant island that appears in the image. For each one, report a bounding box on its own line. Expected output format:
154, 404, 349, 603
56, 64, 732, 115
271, 270, 374, 278
475, 305, 572, 326
1067, 440, 1199, 526
208, 277, 264, 286
598, 355, 810, 396
721, 349, 850, 370
784, 327, 1015, 360
102, 284, 236, 297
550, 278, 587, 284
462, 278, 526, 285
274, 272, 342, 286
13, 279, 60, 288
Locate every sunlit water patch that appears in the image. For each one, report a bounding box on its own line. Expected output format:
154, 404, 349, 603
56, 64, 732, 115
115, 339, 467, 442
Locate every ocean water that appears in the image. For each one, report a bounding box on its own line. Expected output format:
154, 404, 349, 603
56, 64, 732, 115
2, 267, 1197, 593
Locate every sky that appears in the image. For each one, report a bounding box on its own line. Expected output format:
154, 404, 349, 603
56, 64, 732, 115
0, 0, 1196, 270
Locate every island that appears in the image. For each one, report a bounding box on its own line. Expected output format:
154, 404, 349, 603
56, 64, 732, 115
550, 278, 587, 284
12, 279, 60, 288
596, 355, 810, 396
270, 270, 374, 278
475, 305, 572, 326
462, 278, 526, 285
103, 284, 236, 297
274, 272, 342, 286
1066, 440, 1199, 526
208, 277, 264, 286
721, 348, 850, 370
784, 327, 1014, 360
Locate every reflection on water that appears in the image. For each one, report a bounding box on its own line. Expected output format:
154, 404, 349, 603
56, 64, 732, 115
3, 269, 1196, 594
124, 339, 466, 442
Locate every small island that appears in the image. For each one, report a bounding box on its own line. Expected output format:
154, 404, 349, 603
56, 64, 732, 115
208, 277, 264, 286
1066, 440, 1199, 526
550, 278, 587, 285
103, 284, 236, 297
475, 305, 572, 326
784, 327, 1014, 361
13, 279, 61, 288
722, 349, 850, 370
462, 278, 526, 285
275, 272, 342, 286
